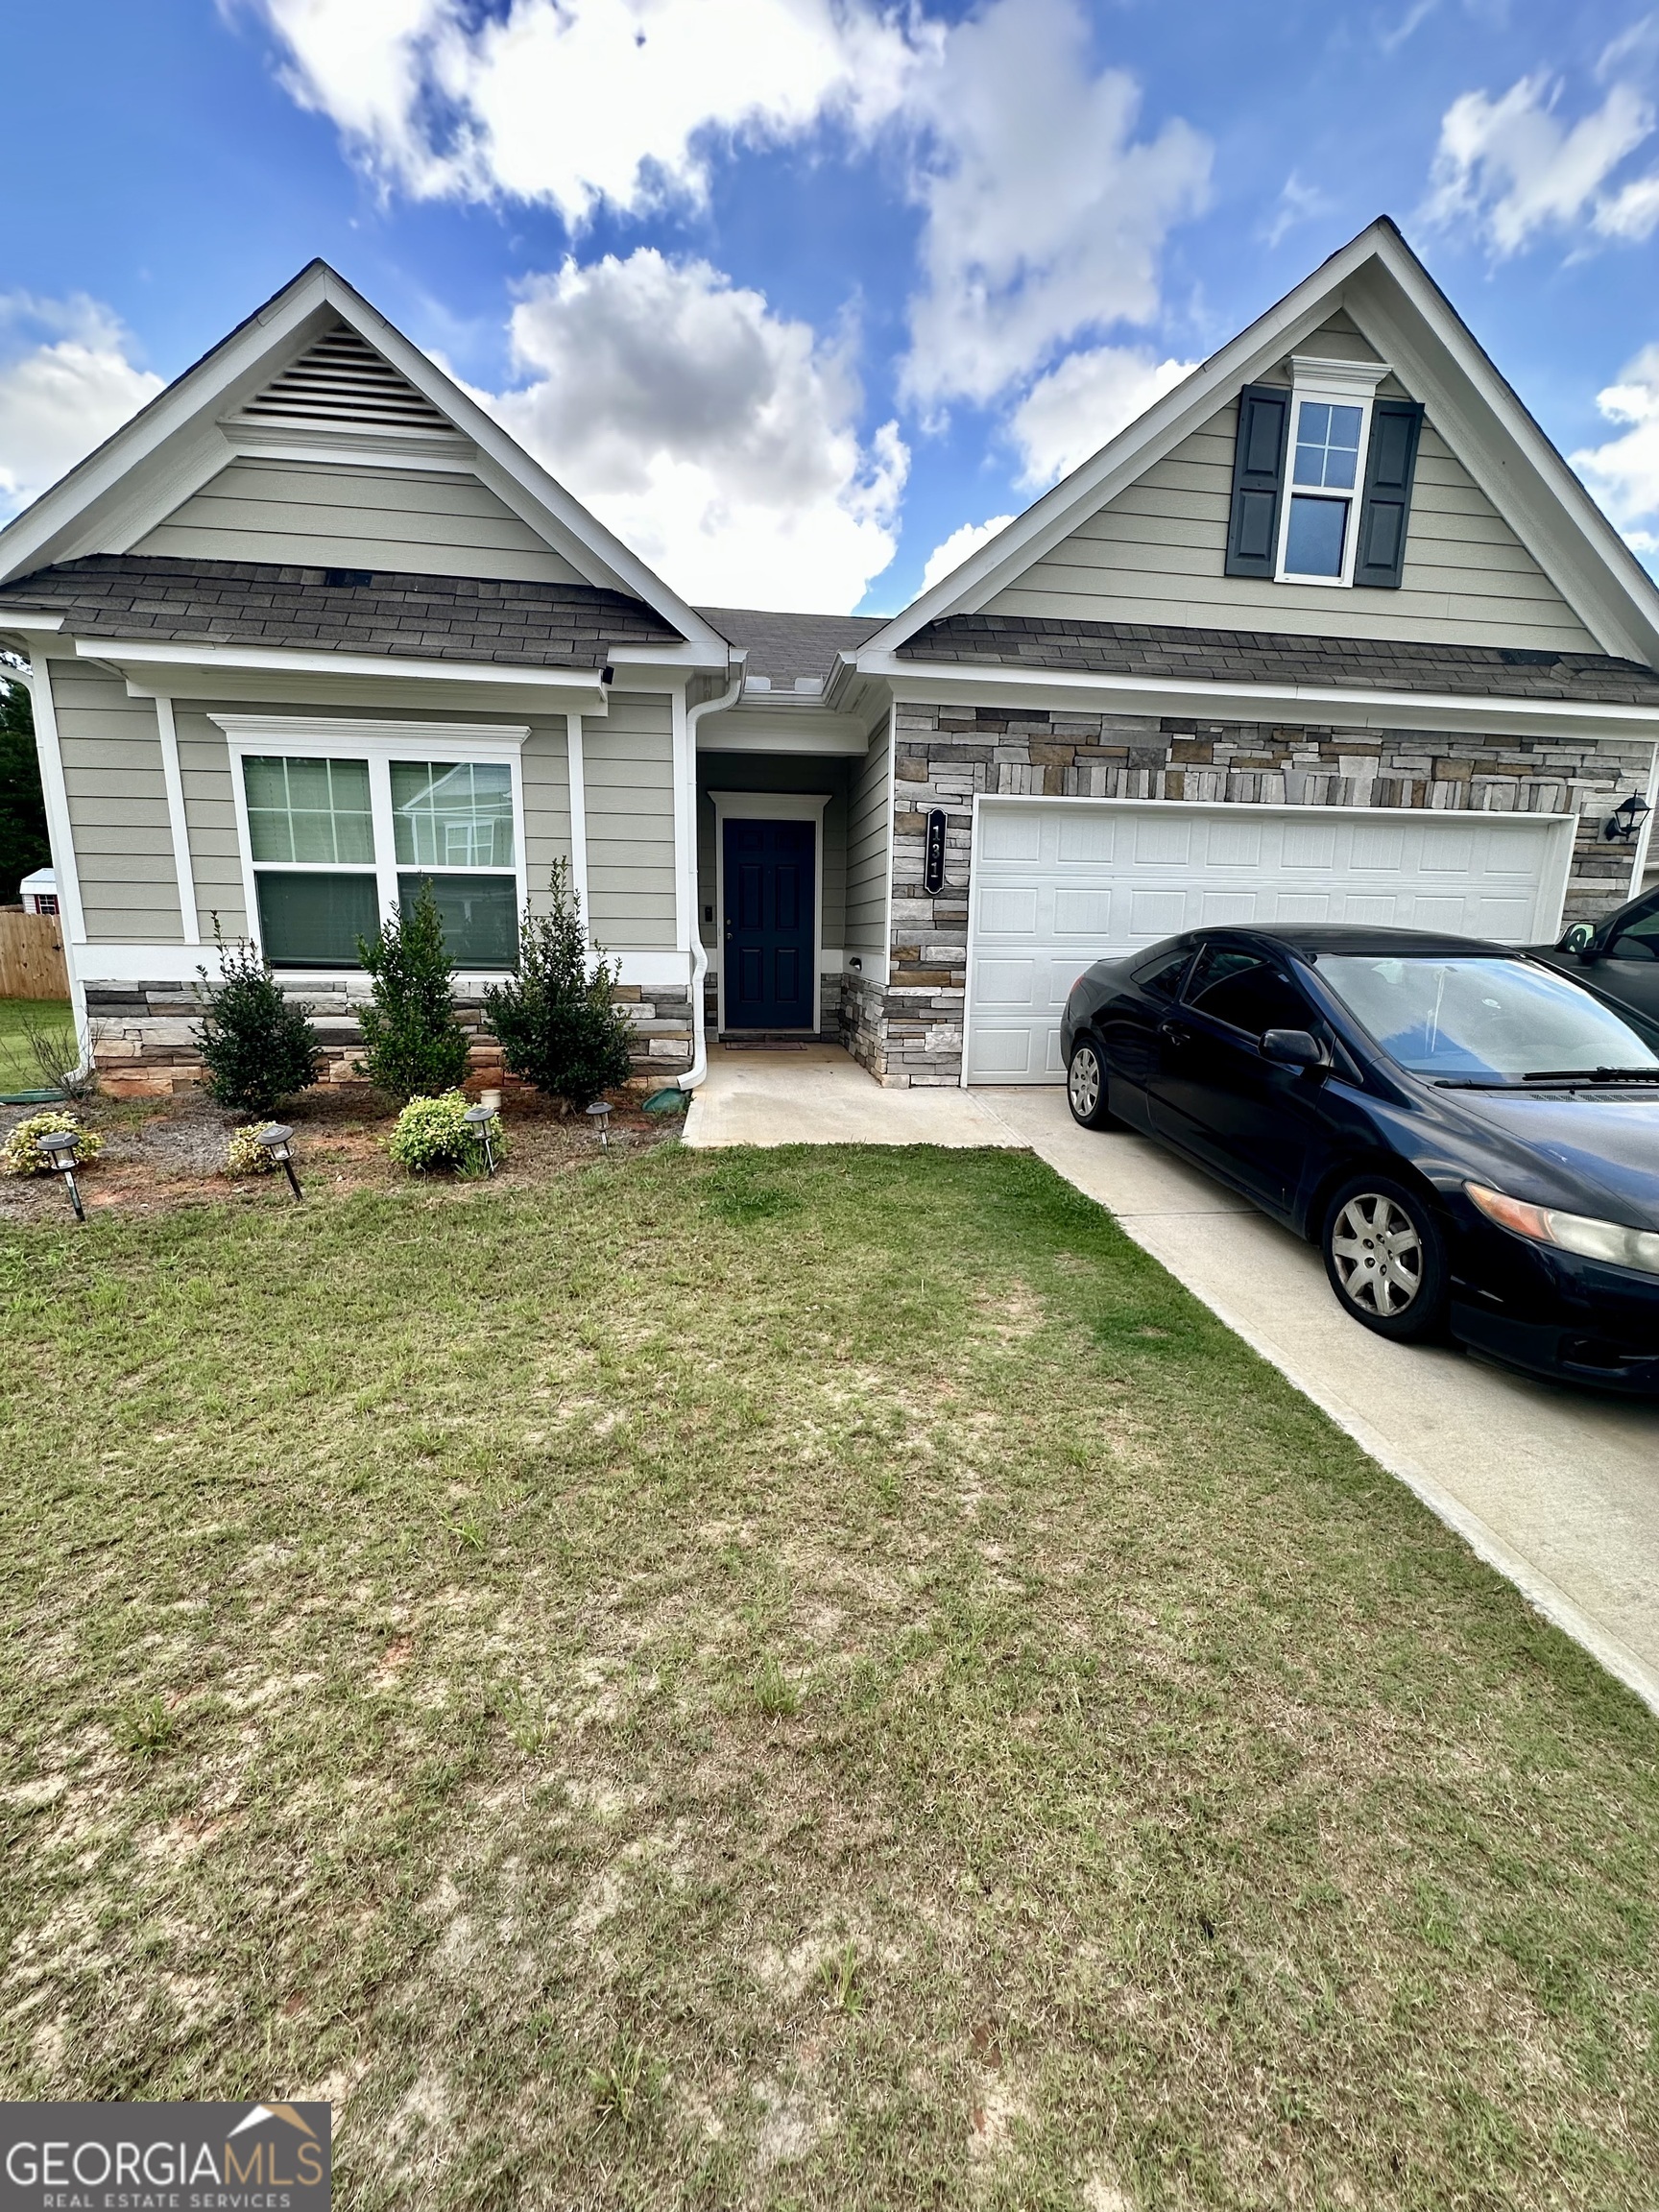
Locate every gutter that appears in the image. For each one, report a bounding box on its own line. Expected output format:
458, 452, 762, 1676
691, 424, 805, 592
678, 659, 746, 1093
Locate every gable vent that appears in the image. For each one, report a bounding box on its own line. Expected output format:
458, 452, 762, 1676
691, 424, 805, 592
240, 325, 452, 433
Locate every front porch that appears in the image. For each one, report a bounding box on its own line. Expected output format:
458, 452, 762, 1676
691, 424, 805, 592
683, 1039, 1017, 1148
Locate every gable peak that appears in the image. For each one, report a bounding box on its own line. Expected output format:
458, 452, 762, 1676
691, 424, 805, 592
229, 321, 454, 439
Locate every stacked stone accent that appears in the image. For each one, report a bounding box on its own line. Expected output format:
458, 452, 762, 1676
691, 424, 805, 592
860, 701, 1655, 1089
85, 979, 691, 1098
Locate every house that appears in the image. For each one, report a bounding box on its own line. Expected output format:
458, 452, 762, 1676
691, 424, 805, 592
3, 217, 1658, 1097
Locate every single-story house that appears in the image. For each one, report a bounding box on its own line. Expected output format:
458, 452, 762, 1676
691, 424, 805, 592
3, 216, 1658, 1096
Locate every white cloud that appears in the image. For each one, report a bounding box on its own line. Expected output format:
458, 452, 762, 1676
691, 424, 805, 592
918, 514, 1014, 594
1008, 344, 1193, 489
1261, 171, 1333, 252
0, 296, 163, 516
460, 249, 905, 611
899, 0, 1210, 409
245, 0, 926, 224
1421, 70, 1657, 254
1573, 345, 1659, 551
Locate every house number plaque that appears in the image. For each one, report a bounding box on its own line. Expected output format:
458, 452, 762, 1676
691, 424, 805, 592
924, 808, 948, 896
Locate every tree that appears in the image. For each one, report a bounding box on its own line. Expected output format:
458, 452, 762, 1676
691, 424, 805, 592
354, 879, 472, 1102
482, 861, 637, 1110
0, 666, 50, 902
194, 927, 324, 1117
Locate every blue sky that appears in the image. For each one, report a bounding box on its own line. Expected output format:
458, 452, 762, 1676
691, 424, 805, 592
5, 0, 1659, 614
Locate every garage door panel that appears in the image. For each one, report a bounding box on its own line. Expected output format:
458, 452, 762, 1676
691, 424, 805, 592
966, 798, 1574, 1086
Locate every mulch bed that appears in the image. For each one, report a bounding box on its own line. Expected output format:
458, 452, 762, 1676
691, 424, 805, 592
0, 1081, 681, 1224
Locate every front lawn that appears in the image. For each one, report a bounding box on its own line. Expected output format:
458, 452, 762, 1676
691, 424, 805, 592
0, 996, 71, 1093
1, 1144, 1655, 2209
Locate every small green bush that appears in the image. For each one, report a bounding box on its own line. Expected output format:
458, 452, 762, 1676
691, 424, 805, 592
225, 1125, 276, 1178
0, 1110, 104, 1178
355, 880, 472, 1103
387, 1089, 505, 1175
194, 927, 323, 1117
482, 860, 636, 1111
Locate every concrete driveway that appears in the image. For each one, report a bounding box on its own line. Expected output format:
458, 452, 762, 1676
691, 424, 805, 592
983, 1088, 1659, 1716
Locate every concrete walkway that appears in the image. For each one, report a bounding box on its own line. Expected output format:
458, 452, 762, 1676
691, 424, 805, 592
684, 1043, 1659, 1715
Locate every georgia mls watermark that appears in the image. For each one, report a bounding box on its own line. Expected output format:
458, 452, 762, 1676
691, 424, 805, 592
1, 2103, 329, 2212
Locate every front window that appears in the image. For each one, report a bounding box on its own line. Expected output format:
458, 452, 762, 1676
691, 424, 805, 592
1185, 946, 1316, 1039
1275, 363, 1384, 588
244, 750, 519, 970
1316, 955, 1659, 1082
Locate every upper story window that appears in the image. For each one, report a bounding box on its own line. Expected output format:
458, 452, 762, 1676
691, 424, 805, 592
1275, 357, 1388, 588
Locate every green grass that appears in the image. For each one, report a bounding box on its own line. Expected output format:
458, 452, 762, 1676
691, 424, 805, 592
1, 1143, 1656, 2209
0, 995, 72, 1092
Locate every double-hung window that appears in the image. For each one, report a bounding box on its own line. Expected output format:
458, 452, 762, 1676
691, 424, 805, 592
218, 717, 527, 971
1275, 355, 1390, 588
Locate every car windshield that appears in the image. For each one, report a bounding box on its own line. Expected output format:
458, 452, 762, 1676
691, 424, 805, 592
1315, 954, 1659, 1082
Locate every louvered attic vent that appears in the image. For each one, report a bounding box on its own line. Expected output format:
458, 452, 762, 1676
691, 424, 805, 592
240, 325, 452, 432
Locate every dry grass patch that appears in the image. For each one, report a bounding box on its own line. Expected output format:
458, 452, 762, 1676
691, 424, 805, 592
1, 1142, 1656, 2209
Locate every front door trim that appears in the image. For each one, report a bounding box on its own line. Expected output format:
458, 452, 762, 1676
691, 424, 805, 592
710, 791, 830, 1033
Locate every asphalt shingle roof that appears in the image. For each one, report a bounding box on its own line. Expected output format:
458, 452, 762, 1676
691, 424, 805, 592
0, 555, 682, 667
695, 604, 886, 687
898, 612, 1659, 706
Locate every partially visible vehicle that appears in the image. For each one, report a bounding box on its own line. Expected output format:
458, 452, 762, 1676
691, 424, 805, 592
1061, 926, 1659, 1392
1529, 881, 1659, 1038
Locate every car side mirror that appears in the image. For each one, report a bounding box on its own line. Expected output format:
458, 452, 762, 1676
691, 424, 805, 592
1557, 921, 1597, 958
1262, 1027, 1325, 1070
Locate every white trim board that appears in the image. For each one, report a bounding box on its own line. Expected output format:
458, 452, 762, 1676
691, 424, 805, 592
154, 693, 200, 946
709, 791, 830, 1034
75, 944, 694, 990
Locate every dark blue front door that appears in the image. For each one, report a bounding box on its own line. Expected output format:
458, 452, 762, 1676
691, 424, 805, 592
723, 817, 815, 1030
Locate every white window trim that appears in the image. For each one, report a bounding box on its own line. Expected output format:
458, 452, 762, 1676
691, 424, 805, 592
709, 791, 829, 1035
209, 713, 530, 969
1274, 353, 1391, 589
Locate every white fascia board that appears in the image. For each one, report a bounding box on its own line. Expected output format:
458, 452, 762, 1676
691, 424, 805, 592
868, 652, 1659, 742
866, 227, 1392, 653
604, 640, 731, 672
80, 635, 610, 705
0, 613, 64, 637
697, 702, 873, 754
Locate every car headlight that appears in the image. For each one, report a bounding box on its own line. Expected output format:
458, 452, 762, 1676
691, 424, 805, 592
1466, 1182, 1659, 1276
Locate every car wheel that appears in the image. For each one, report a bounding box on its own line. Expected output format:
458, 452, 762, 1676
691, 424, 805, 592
1067, 1037, 1118, 1130
1321, 1173, 1450, 1343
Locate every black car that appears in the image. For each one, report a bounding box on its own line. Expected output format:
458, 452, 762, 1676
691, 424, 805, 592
1528, 880, 1659, 1038
1061, 926, 1659, 1393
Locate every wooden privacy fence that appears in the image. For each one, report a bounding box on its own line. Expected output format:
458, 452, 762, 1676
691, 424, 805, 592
0, 908, 69, 998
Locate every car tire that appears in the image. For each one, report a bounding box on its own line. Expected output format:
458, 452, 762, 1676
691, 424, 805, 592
1321, 1172, 1450, 1344
1067, 1037, 1118, 1130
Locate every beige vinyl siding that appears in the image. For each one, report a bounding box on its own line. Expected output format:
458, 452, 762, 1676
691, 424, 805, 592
696, 755, 849, 951
989, 404, 1600, 651
175, 708, 246, 938
583, 691, 677, 949
50, 659, 183, 943
845, 720, 891, 954
520, 717, 573, 906
134, 457, 587, 585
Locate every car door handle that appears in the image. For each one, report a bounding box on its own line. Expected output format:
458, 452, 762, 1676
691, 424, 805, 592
1158, 1022, 1193, 1046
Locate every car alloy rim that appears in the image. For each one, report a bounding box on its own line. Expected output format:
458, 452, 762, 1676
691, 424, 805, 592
1070, 1047, 1100, 1118
1331, 1193, 1424, 1316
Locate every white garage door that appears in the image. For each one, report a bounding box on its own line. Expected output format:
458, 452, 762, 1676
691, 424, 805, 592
964, 797, 1577, 1084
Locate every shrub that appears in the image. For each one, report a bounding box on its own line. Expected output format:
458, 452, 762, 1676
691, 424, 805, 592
225, 1125, 276, 1178
355, 880, 472, 1103
194, 927, 323, 1117
483, 861, 636, 1111
17, 1008, 102, 1099
0, 1110, 104, 1178
387, 1089, 505, 1175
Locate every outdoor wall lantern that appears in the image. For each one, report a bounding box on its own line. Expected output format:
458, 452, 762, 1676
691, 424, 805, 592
256, 1124, 303, 1201
1603, 791, 1653, 843
36, 1129, 84, 1222
586, 1099, 613, 1152
464, 1102, 499, 1175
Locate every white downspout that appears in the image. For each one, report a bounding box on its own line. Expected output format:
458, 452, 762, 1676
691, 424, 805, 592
678, 659, 745, 1092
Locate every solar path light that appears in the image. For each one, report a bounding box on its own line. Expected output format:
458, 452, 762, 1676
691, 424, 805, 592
256, 1124, 303, 1201
586, 1099, 613, 1152
36, 1129, 85, 1222
464, 1101, 499, 1175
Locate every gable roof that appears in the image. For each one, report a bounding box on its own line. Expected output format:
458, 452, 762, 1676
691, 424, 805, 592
869, 217, 1659, 671
0, 260, 729, 662
695, 605, 886, 688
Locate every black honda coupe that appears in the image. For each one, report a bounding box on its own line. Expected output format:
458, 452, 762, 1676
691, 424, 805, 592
1061, 926, 1659, 1393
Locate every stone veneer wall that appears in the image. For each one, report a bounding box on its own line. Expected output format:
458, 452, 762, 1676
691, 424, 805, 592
851, 701, 1655, 1089
86, 980, 692, 1098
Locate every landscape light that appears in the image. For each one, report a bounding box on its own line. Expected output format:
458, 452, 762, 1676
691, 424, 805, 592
36, 1129, 84, 1222
464, 1101, 499, 1175
256, 1123, 303, 1201
586, 1099, 613, 1152
1603, 791, 1652, 843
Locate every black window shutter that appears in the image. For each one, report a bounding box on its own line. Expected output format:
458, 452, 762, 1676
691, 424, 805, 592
1224, 384, 1291, 578
1354, 399, 1424, 589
